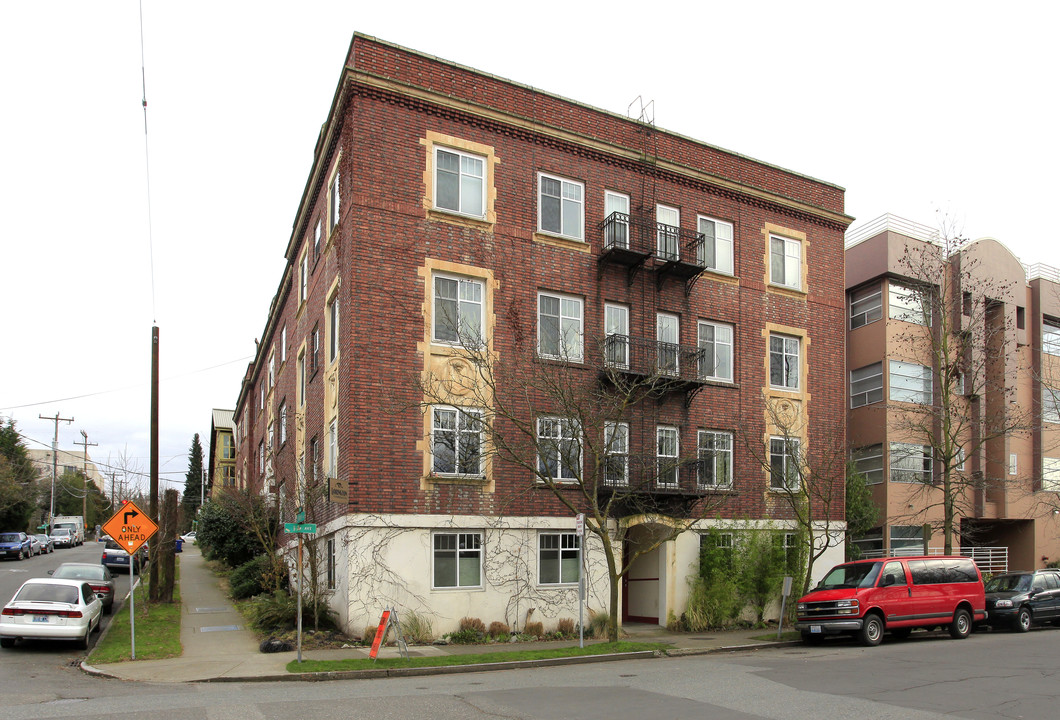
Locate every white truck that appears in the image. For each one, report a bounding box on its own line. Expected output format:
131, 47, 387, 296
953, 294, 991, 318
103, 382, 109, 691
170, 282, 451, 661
51, 516, 85, 546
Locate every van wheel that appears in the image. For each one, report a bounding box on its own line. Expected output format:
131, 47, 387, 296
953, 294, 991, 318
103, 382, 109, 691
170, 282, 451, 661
949, 608, 972, 639
1014, 607, 1032, 633
858, 614, 884, 646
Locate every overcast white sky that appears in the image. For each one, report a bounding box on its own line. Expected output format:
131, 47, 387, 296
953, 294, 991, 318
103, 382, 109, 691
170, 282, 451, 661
1, 1, 1057, 498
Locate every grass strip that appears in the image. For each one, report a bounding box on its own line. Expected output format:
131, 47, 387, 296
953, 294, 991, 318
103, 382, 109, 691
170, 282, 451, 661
287, 641, 668, 673
89, 560, 183, 663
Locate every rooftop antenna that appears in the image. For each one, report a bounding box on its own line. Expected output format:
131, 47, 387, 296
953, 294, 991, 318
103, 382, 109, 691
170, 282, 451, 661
627, 96, 655, 127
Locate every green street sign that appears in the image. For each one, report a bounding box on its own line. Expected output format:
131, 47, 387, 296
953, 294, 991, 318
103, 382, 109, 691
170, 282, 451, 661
295, 510, 306, 523
37, 525, 48, 531
284, 523, 317, 534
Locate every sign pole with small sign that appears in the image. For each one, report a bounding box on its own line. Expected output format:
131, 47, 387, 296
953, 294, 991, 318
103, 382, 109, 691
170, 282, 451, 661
100, 501, 158, 660
575, 513, 585, 649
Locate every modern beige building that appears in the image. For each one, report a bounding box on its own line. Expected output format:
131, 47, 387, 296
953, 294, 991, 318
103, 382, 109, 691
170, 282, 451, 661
846, 215, 1060, 571
27, 448, 106, 492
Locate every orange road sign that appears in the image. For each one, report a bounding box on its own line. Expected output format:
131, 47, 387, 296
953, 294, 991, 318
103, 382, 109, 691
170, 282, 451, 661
101, 501, 158, 555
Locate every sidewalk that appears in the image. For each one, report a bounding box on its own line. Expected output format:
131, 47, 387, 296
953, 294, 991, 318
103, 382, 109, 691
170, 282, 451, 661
83, 546, 797, 683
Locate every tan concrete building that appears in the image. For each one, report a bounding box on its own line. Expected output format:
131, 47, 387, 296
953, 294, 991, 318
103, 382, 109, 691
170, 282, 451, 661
846, 215, 1060, 572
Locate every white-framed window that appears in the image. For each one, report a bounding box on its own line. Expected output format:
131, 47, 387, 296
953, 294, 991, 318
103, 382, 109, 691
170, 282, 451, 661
297, 351, 306, 407
889, 281, 929, 325
538, 173, 584, 240
850, 362, 884, 408
268, 354, 275, 389
539, 532, 580, 585
769, 333, 800, 390
697, 215, 733, 274
603, 191, 630, 250
698, 430, 732, 488
434, 146, 485, 217
1044, 389, 1060, 423
656, 204, 681, 261
1044, 320, 1060, 356
258, 440, 264, 473
955, 446, 966, 471
698, 321, 733, 382
1009, 453, 1018, 476
1043, 457, 1060, 492
537, 416, 581, 482
268, 421, 275, 451
849, 284, 882, 329
657, 426, 680, 487
326, 538, 336, 590
604, 303, 629, 369
310, 436, 318, 484
328, 296, 339, 363
328, 165, 341, 233
280, 325, 287, 364
603, 421, 628, 486
311, 324, 320, 375
538, 291, 583, 361
314, 219, 322, 257
433, 532, 482, 588
889, 525, 924, 554
889, 360, 932, 404
769, 234, 801, 289
431, 406, 483, 476
328, 419, 337, 478
657, 312, 680, 376
770, 436, 800, 490
259, 384, 265, 411
433, 274, 484, 347
852, 444, 884, 485
279, 401, 287, 445
890, 442, 932, 483
300, 253, 308, 303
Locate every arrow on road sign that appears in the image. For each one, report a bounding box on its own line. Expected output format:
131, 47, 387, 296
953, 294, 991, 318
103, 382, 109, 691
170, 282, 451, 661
124, 510, 139, 525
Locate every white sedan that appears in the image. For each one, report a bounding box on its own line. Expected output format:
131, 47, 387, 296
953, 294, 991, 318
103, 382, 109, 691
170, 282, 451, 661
0, 578, 102, 649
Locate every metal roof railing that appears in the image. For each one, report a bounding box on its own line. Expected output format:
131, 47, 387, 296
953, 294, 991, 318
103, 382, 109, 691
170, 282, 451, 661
845, 214, 941, 250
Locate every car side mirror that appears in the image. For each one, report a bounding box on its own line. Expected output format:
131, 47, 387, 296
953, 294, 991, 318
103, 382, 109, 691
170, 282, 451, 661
47, 570, 54, 575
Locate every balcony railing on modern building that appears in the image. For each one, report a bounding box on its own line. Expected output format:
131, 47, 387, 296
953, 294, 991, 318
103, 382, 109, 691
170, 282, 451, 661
599, 334, 707, 404
857, 545, 1008, 574
598, 212, 707, 293
598, 455, 718, 497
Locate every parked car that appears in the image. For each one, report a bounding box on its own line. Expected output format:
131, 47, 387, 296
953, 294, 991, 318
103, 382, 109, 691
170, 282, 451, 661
32, 534, 54, 554
50, 527, 75, 548
27, 535, 42, 556
0, 578, 102, 649
0, 532, 33, 561
983, 569, 1060, 632
181, 531, 196, 543
100, 536, 143, 573
796, 556, 987, 646
49, 563, 116, 614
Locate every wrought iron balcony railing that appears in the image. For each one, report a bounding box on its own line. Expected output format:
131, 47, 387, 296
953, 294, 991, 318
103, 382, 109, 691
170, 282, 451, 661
601, 334, 707, 388
598, 455, 719, 496
599, 212, 707, 293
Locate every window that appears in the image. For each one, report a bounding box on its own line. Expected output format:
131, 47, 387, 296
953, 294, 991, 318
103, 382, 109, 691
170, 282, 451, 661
1009, 453, 1018, 476
328, 419, 337, 478
280, 325, 287, 364
222, 465, 235, 487
222, 433, 235, 460
657, 426, 679, 488
300, 253, 308, 303
1043, 458, 1060, 492
698, 321, 733, 382
538, 292, 583, 361
434, 147, 485, 217
657, 313, 680, 376
1044, 320, 1060, 356
603, 421, 628, 486
603, 191, 629, 250
328, 165, 340, 232
326, 538, 336, 590
267, 422, 275, 451
890, 442, 932, 483
890, 526, 924, 555
890, 360, 932, 404
538, 174, 583, 240
537, 417, 581, 482
328, 296, 339, 363
278, 401, 287, 446
889, 282, 929, 325
700, 532, 734, 574
309, 437, 318, 484
604, 303, 629, 369
769, 235, 801, 289
297, 352, 306, 406
311, 324, 320, 375
852, 444, 883, 485
259, 384, 265, 410
697, 216, 733, 274
1044, 389, 1060, 423
258, 440, 264, 473
539, 533, 580, 585
698, 431, 732, 488
849, 285, 882, 329
850, 362, 884, 408
268, 354, 275, 389
770, 436, 800, 490
314, 219, 322, 258
769, 333, 800, 390
433, 532, 481, 588
955, 446, 966, 471
656, 205, 680, 261
432, 406, 483, 476
433, 275, 484, 347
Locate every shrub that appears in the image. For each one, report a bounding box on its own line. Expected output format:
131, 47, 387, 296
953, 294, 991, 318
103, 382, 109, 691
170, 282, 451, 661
402, 611, 435, 644
487, 621, 510, 637
684, 574, 741, 631
524, 621, 543, 637
588, 610, 611, 639
556, 618, 575, 637
446, 628, 484, 644
459, 616, 486, 634
229, 554, 287, 600
244, 591, 337, 633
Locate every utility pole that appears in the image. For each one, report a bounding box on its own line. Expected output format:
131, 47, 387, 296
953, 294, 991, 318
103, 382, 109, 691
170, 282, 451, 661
149, 325, 160, 602
73, 430, 97, 528
39, 412, 74, 525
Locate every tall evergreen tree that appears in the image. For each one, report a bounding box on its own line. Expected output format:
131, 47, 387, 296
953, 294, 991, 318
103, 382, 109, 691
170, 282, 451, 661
181, 433, 205, 529
0, 418, 40, 530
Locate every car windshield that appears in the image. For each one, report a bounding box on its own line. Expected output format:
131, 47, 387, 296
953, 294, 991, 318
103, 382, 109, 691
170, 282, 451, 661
15, 583, 79, 604
104, 539, 126, 552
817, 562, 882, 590
53, 566, 106, 581
985, 574, 1032, 593
0, 533, 20, 542
52, 529, 71, 536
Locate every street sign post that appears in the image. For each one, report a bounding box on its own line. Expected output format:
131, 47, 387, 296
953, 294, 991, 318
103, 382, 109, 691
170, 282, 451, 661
101, 501, 159, 660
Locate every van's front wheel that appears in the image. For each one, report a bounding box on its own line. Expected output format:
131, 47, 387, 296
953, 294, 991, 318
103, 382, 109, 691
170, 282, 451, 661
858, 614, 884, 646
949, 608, 972, 639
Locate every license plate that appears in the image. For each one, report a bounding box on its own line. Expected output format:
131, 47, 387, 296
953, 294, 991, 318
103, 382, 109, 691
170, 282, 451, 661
32, 615, 49, 623
810, 625, 822, 633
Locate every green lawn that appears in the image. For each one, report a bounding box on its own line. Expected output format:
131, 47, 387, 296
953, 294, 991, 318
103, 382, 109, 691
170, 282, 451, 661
89, 562, 182, 663
287, 641, 667, 673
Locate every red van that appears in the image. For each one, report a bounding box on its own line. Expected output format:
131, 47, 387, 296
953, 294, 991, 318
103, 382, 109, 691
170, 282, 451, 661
796, 556, 986, 646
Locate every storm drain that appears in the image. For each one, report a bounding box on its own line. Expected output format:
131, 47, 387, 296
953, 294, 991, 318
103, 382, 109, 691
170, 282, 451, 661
200, 625, 242, 632
193, 606, 232, 613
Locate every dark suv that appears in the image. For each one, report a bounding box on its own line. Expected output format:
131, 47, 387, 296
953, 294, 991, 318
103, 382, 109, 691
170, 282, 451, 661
984, 569, 1060, 631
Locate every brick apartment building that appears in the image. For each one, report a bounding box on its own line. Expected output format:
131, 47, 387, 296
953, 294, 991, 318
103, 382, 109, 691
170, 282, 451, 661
233, 33, 851, 635
846, 215, 1060, 570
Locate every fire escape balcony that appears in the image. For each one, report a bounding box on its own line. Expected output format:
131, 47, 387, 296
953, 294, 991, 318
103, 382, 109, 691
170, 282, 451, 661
598, 334, 707, 405
597, 212, 707, 294
598, 455, 713, 498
